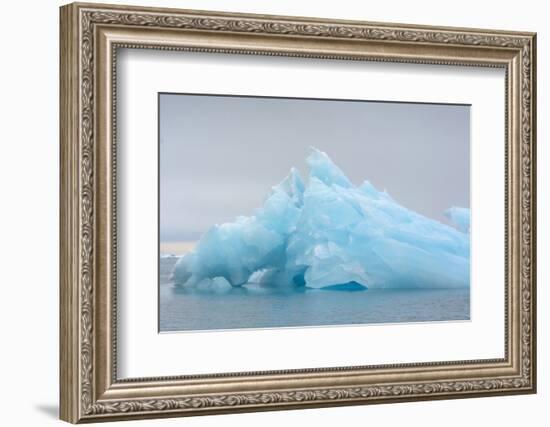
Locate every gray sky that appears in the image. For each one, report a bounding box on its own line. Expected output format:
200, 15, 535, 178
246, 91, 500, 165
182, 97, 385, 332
160, 94, 470, 242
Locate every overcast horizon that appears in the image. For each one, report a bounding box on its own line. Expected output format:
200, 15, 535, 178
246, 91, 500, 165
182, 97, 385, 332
159, 93, 470, 243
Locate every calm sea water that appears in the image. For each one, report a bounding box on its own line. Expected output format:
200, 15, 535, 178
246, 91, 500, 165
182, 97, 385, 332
159, 257, 470, 332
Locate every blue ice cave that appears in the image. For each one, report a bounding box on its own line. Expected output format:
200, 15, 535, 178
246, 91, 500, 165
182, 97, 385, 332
173, 148, 470, 290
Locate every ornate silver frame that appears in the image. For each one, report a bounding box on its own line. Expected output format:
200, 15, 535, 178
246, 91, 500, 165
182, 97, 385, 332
60, 2, 537, 423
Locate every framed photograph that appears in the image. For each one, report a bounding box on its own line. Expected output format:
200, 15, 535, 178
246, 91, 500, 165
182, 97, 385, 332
60, 2, 537, 423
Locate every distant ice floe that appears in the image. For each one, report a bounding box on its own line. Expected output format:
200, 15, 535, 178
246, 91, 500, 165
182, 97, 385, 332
173, 148, 470, 290
444, 206, 471, 234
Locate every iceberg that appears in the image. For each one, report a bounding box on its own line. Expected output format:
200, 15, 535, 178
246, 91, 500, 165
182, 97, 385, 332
173, 148, 470, 290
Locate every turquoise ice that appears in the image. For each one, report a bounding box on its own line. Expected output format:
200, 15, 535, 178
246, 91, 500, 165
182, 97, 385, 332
173, 148, 470, 290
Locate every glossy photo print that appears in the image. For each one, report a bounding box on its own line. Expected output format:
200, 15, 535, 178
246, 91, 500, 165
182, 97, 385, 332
159, 93, 471, 332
